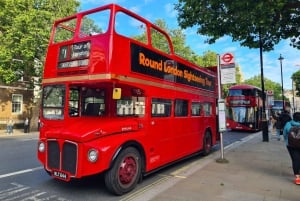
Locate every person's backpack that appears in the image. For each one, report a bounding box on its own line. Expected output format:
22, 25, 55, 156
288, 126, 300, 148
279, 113, 292, 129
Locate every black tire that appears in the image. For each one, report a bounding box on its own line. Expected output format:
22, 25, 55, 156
104, 147, 141, 195
202, 131, 212, 156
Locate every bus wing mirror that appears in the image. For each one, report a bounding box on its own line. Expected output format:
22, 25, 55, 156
113, 88, 121, 99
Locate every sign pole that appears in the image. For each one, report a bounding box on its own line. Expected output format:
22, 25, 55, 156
216, 54, 229, 163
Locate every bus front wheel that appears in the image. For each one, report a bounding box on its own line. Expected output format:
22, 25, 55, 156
202, 131, 212, 156
104, 147, 141, 195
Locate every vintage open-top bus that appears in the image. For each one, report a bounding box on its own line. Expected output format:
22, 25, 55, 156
37, 4, 219, 195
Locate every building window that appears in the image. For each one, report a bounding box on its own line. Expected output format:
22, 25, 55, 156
12, 94, 23, 114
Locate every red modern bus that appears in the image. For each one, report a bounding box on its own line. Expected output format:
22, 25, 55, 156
270, 100, 291, 115
225, 84, 264, 131
37, 4, 219, 195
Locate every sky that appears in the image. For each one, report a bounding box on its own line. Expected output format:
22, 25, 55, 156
79, 0, 300, 90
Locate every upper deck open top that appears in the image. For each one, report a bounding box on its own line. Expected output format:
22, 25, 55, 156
43, 4, 217, 93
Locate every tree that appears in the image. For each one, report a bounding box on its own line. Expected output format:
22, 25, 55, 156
175, 0, 299, 138
134, 19, 207, 65
175, 1, 300, 51
0, 0, 80, 84
235, 64, 243, 84
292, 71, 300, 96
199, 50, 217, 67
244, 75, 283, 100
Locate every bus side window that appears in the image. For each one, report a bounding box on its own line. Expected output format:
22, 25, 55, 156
203, 102, 212, 116
116, 97, 145, 117
191, 102, 201, 116
175, 99, 188, 117
69, 88, 80, 117
151, 98, 172, 117
85, 103, 100, 116
81, 88, 105, 116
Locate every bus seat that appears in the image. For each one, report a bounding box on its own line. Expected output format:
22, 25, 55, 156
85, 103, 100, 116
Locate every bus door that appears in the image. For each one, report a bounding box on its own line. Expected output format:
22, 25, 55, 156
172, 99, 202, 157
147, 98, 174, 167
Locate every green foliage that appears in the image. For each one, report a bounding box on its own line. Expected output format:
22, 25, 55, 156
199, 51, 217, 67
175, 0, 300, 51
292, 71, 300, 96
134, 19, 217, 67
243, 75, 283, 100
0, 0, 80, 84
156, 20, 220, 67
153, 19, 200, 62
235, 65, 243, 84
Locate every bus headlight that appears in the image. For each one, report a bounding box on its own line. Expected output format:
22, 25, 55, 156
38, 142, 45, 152
88, 149, 98, 163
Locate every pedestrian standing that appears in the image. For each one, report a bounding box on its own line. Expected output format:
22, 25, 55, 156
24, 117, 29, 133
6, 117, 14, 135
273, 110, 291, 141
273, 112, 282, 140
283, 112, 300, 185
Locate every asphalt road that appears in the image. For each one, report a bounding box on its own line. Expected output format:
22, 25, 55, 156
0, 131, 255, 201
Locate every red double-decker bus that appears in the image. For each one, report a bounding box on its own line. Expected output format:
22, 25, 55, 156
270, 100, 291, 115
225, 84, 264, 131
37, 4, 219, 195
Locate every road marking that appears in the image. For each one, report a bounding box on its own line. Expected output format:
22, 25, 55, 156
0, 183, 70, 201
0, 167, 43, 179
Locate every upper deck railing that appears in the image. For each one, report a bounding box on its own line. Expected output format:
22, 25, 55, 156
43, 4, 216, 93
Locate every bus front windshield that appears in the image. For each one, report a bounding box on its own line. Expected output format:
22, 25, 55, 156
42, 85, 65, 120
228, 107, 255, 123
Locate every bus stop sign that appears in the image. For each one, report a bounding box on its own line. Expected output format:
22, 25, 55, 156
221, 53, 234, 65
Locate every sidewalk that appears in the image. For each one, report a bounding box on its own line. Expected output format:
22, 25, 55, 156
133, 131, 300, 201
0, 128, 39, 137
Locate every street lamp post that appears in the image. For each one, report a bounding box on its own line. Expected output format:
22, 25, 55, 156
292, 79, 295, 113
259, 30, 268, 142
278, 54, 284, 111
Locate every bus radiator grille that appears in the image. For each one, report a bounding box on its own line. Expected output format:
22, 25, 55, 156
47, 140, 78, 175
62, 142, 77, 175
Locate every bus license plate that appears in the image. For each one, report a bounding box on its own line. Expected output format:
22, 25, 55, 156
52, 170, 70, 181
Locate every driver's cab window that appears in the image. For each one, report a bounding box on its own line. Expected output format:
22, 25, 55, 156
81, 88, 105, 116
69, 88, 80, 117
